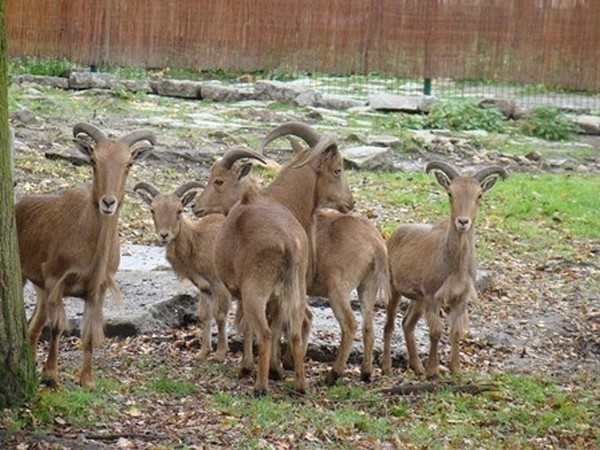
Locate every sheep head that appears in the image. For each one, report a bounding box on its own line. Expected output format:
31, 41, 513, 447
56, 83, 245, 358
193, 147, 266, 217
73, 123, 156, 216
259, 122, 354, 213
135, 181, 203, 244
426, 161, 507, 233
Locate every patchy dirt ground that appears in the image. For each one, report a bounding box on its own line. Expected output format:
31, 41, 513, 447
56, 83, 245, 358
4, 81, 599, 448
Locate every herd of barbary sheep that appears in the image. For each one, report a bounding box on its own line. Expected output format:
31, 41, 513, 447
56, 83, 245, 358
13, 122, 507, 396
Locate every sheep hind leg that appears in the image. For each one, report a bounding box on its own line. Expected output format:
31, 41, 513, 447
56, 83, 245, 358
326, 284, 357, 385
357, 280, 377, 383
241, 291, 271, 396
288, 303, 307, 395
402, 300, 426, 376
381, 289, 401, 375
281, 304, 311, 372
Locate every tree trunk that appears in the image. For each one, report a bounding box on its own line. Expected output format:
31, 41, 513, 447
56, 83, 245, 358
0, 0, 36, 409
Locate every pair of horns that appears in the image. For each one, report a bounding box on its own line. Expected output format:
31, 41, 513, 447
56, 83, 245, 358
73, 123, 157, 147
133, 181, 203, 199
426, 161, 508, 182
219, 122, 339, 170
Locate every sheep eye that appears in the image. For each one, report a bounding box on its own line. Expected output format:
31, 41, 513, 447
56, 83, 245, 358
177, 209, 182, 216
214, 179, 224, 187
150, 208, 154, 214
334, 169, 342, 177
448, 192, 453, 198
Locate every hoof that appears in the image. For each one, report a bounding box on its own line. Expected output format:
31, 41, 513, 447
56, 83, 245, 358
325, 369, 340, 386
360, 372, 372, 383
269, 368, 283, 381
238, 367, 253, 379
41, 377, 59, 389
253, 387, 268, 397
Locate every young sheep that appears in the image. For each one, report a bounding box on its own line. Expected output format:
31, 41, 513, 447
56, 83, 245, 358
381, 161, 507, 379
134, 181, 231, 362
195, 122, 354, 395
17, 123, 155, 389
198, 138, 390, 385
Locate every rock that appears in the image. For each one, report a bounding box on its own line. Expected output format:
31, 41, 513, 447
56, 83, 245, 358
368, 93, 434, 113
69, 71, 117, 89
571, 115, 600, 135
341, 145, 397, 171
201, 84, 252, 102
11, 108, 38, 126
363, 134, 403, 147
14, 74, 69, 90
478, 98, 517, 118
294, 89, 323, 107
117, 79, 151, 93
150, 79, 203, 99
476, 269, 494, 292
318, 94, 365, 110
253, 80, 307, 102
525, 150, 542, 161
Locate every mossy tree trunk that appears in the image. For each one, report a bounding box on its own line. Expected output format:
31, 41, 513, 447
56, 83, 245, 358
0, 0, 36, 409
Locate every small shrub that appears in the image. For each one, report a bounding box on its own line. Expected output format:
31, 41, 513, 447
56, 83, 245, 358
425, 99, 506, 132
519, 106, 578, 141
9, 57, 75, 78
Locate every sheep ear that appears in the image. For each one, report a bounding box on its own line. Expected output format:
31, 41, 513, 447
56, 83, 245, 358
430, 169, 452, 191
73, 139, 94, 164
237, 162, 253, 181
181, 191, 197, 208
131, 145, 154, 163
479, 173, 502, 193
135, 189, 154, 206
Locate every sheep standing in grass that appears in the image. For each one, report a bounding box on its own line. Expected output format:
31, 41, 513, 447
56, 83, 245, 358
17, 123, 155, 389
134, 181, 231, 362
382, 161, 507, 379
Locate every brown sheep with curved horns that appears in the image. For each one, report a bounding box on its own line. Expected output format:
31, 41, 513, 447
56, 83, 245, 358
17, 123, 155, 389
382, 161, 507, 379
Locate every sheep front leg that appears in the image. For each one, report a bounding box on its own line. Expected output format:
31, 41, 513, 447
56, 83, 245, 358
196, 291, 213, 362
80, 295, 105, 390
448, 299, 468, 374
28, 285, 49, 350
402, 300, 426, 376
424, 301, 443, 379
41, 326, 63, 388
213, 288, 231, 363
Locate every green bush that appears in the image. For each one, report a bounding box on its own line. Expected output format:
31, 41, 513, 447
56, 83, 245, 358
519, 106, 578, 141
424, 100, 506, 132
9, 57, 75, 78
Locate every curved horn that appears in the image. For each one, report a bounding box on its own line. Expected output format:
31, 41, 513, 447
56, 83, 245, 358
133, 181, 160, 198
174, 181, 205, 198
473, 166, 508, 182
120, 129, 157, 147
219, 147, 267, 170
259, 122, 322, 153
291, 134, 338, 169
72, 123, 107, 143
425, 161, 460, 180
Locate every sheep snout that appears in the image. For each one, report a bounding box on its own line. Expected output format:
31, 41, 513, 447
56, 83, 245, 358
99, 196, 118, 215
455, 217, 471, 232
